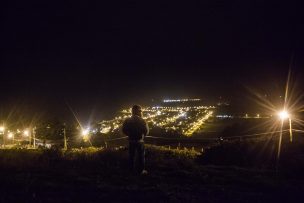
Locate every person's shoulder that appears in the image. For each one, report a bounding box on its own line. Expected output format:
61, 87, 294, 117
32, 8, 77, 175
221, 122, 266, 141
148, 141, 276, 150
123, 117, 132, 124
130, 115, 144, 123
136, 116, 147, 125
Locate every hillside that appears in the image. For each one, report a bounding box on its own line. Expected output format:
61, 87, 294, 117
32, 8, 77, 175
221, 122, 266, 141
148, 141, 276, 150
0, 141, 304, 202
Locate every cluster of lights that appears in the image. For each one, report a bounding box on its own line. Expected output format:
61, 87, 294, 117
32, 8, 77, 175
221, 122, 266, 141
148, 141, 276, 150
216, 115, 233, 118
97, 105, 215, 136
163, 99, 201, 103
152, 106, 213, 110
184, 111, 213, 136
0, 126, 31, 138
156, 111, 186, 127
216, 114, 267, 119
100, 127, 111, 134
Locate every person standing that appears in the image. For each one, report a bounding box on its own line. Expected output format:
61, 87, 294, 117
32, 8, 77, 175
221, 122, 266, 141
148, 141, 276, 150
122, 105, 149, 175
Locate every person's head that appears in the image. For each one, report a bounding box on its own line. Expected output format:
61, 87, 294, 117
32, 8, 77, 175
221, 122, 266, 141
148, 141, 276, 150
132, 105, 143, 117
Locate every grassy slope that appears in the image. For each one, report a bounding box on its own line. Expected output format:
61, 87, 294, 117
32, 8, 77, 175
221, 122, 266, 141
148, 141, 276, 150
0, 145, 303, 202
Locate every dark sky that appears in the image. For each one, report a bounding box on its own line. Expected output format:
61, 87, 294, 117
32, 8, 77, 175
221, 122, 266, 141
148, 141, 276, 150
1, 0, 304, 121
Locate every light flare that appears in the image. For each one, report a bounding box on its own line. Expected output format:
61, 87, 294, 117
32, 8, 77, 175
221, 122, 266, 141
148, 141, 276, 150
278, 110, 289, 120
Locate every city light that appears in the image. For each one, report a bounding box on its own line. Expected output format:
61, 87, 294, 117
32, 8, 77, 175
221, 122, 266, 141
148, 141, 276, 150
100, 127, 111, 134
163, 99, 201, 103
0, 126, 5, 133
184, 111, 213, 136
7, 132, 14, 139
23, 130, 29, 137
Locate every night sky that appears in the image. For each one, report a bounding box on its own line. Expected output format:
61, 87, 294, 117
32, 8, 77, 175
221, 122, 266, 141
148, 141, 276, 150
1, 0, 304, 121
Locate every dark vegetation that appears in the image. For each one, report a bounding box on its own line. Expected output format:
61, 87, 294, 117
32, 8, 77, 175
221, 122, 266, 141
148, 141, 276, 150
1, 134, 304, 202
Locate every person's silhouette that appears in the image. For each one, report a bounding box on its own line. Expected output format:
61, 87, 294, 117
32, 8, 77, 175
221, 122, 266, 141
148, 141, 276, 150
122, 105, 149, 174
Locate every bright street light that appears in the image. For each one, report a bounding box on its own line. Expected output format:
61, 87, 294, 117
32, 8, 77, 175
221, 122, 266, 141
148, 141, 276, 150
81, 128, 91, 143
82, 128, 89, 136
278, 110, 289, 120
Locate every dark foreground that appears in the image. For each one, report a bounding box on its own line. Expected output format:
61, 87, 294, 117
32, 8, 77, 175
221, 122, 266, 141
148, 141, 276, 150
0, 141, 304, 203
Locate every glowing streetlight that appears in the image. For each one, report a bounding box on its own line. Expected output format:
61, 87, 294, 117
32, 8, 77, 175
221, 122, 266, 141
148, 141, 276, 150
81, 128, 92, 144
278, 110, 289, 120
82, 128, 89, 137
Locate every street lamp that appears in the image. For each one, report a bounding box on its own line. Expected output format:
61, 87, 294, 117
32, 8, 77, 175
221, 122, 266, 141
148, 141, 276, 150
82, 128, 89, 137
278, 110, 289, 121
81, 128, 91, 144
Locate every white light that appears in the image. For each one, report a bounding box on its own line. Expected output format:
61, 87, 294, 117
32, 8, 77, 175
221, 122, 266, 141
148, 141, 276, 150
278, 110, 289, 120
82, 129, 89, 136
0, 126, 5, 132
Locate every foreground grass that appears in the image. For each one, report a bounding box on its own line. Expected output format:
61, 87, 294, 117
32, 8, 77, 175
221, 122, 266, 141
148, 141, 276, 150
0, 145, 303, 202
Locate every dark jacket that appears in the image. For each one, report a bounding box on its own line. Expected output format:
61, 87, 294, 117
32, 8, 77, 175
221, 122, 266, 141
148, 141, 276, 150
122, 116, 149, 142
